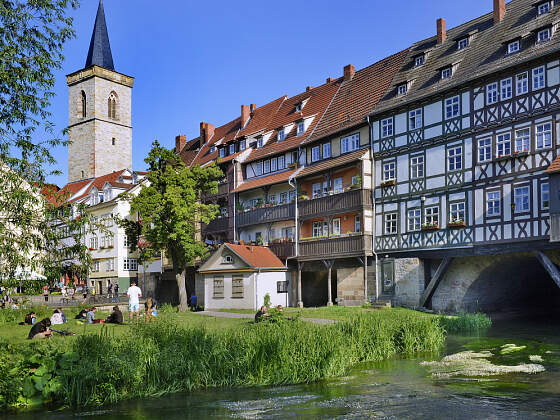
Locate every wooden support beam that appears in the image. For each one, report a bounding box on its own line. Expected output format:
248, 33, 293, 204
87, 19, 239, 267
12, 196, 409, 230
297, 261, 304, 308
535, 251, 560, 289
322, 259, 335, 306
419, 257, 452, 308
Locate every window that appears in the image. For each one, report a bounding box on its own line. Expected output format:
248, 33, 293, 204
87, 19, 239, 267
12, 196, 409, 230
351, 176, 359, 185
514, 186, 530, 213
450, 202, 465, 223
478, 138, 492, 162
332, 218, 341, 236
354, 215, 361, 232
222, 255, 234, 264
213, 276, 224, 299
457, 37, 469, 50
447, 146, 462, 171
240, 139, 246, 150
297, 122, 305, 136
271, 158, 278, 172
295, 103, 303, 112
279, 192, 288, 204
516, 72, 529, 95
333, 178, 343, 194
381, 118, 393, 138
410, 155, 424, 179
323, 143, 331, 159
341, 133, 360, 153
277, 129, 286, 142
397, 83, 408, 96
533, 66, 545, 90
441, 67, 452, 80
229, 144, 235, 155
497, 133, 511, 157
232, 277, 244, 298
277, 281, 288, 293
312, 183, 322, 199
383, 162, 396, 181
257, 138, 264, 149
501, 78, 512, 100
278, 155, 285, 169
414, 54, 425, 67
282, 226, 294, 239
89, 236, 98, 250
263, 160, 270, 173
123, 258, 138, 271
107, 92, 117, 119
542, 183, 550, 209
508, 40, 520, 54
538, 28, 551, 43
408, 209, 421, 231
425, 206, 439, 226
123, 235, 133, 248
536, 122, 552, 149
487, 82, 498, 105
106, 258, 115, 272
385, 213, 397, 235
538, 1, 551, 15
92, 261, 99, 272
80, 91, 87, 118
255, 161, 263, 176
219, 148, 225, 158
312, 221, 327, 237
515, 128, 530, 153
487, 191, 501, 216
445, 96, 460, 119
210, 146, 216, 153
409, 109, 422, 130
312, 146, 320, 162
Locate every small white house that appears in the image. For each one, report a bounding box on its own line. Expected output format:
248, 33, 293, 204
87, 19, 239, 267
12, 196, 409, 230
198, 243, 290, 310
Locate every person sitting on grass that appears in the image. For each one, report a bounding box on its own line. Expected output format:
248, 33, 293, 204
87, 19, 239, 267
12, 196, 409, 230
254, 306, 269, 323
50, 308, 64, 325
151, 302, 158, 318
57, 307, 67, 323
87, 307, 96, 324
105, 306, 124, 324
23, 312, 36, 325
75, 308, 88, 320
27, 318, 52, 340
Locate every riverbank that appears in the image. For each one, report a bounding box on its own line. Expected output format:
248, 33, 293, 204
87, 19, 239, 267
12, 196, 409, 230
0, 307, 490, 411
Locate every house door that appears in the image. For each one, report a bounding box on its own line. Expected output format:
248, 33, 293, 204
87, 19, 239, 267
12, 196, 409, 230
98, 281, 103, 295
381, 260, 395, 295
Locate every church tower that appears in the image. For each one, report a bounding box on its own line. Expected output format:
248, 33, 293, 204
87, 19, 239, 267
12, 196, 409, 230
67, 0, 133, 182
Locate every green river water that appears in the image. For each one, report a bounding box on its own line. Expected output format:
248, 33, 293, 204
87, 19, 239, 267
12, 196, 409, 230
3, 318, 560, 419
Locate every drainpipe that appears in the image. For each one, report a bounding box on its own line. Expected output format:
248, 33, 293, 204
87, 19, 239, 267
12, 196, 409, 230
288, 176, 298, 257
367, 115, 380, 301
232, 159, 237, 243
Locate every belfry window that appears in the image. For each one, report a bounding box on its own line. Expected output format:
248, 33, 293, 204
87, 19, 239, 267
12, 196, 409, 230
108, 92, 118, 119
80, 91, 87, 118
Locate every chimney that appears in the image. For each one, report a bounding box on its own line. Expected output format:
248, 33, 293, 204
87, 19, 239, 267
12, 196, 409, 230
250, 104, 257, 113
343, 64, 355, 81
306, 86, 313, 92
494, 0, 505, 24
241, 105, 250, 127
437, 18, 446, 44
175, 135, 186, 153
326, 77, 335, 83
199, 122, 215, 145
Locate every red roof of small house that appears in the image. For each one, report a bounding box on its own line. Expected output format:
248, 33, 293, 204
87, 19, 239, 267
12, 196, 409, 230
224, 243, 286, 268
546, 156, 560, 174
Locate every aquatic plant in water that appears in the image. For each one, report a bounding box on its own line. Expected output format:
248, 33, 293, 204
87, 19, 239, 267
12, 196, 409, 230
500, 344, 527, 354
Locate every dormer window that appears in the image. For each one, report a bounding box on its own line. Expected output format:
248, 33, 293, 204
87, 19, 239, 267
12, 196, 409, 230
222, 255, 234, 264
537, 1, 551, 15
257, 138, 264, 149
297, 122, 305, 136
104, 187, 112, 201
538, 27, 551, 42
210, 146, 216, 154
219, 148, 225, 158
457, 37, 469, 50
414, 54, 425, 67
98, 192, 104, 203
397, 83, 408, 96
441, 67, 452, 80
508, 40, 520, 54
277, 129, 286, 142
295, 103, 303, 112
229, 143, 235, 155
240, 139, 246, 151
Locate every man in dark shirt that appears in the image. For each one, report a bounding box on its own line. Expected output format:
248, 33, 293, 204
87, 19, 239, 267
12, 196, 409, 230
254, 306, 269, 323
105, 306, 124, 324
28, 318, 52, 339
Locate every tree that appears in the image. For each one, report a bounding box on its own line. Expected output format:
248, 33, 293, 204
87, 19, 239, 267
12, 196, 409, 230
127, 140, 223, 310
0, 0, 79, 282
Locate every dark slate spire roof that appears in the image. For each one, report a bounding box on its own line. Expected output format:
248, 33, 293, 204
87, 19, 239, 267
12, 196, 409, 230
85, 0, 114, 71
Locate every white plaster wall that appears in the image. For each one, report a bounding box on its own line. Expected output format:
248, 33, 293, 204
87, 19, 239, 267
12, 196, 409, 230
255, 271, 290, 309
204, 273, 256, 310
424, 101, 442, 126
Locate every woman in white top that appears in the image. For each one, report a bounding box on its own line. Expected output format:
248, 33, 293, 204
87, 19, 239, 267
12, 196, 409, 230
50, 309, 64, 325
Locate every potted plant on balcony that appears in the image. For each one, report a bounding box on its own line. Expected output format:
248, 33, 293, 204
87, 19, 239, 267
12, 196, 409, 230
108, 245, 114, 248
288, 162, 297, 169
381, 179, 396, 187
256, 199, 264, 209
421, 221, 439, 231
236, 203, 244, 213
348, 175, 362, 190
513, 149, 529, 158
448, 219, 466, 228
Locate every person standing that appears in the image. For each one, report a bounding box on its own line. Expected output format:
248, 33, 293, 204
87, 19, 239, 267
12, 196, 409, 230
114, 284, 120, 303
127, 281, 142, 323
43, 285, 49, 302
108, 282, 113, 299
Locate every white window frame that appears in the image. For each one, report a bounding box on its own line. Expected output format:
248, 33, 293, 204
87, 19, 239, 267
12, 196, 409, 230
123, 258, 138, 271
331, 218, 341, 236
383, 162, 396, 181
445, 96, 460, 119
278, 155, 285, 169
457, 37, 469, 50
271, 157, 278, 172
385, 213, 398, 235
441, 67, 452, 80
500, 78, 512, 100
536, 122, 552, 149
414, 55, 425, 67
322, 143, 331, 159
312, 182, 322, 199
478, 137, 492, 162
210, 146, 216, 154
538, 28, 551, 43
333, 177, 343, 194
450, 202, 465, 223
297, 121, 305, 136
106, 258, 115, 272
240, 139, 246, 150
486, 82, 498, 105
447, 146, 462, 172
407, 209, 421, 232
538, 1, 551, 15
381, 118, 393, 138
354, 215, 361, 232
397, 83, 408, 96
508, 40, 520, 54
487, 191, 501, 216
263, 160, 271, 174
514, 128, 530, 153
229, 144, 235, 155
257, 138, 264, 149
516, 72, 529, 95
341, 133, 360, 153
541, 182, 550, 210
277, 129, 285, 142
424, 206, 439, 226
410, 155, 424, 179
514, 186, 530, 213
219, 148, 225, 158
533, 66, 545, 90
311, 146, 320, 162
409, 108, 422, 130
496, 133, 512, 157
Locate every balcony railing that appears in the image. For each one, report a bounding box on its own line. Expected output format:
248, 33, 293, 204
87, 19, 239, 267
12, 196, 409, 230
201, 182, 229, 201
299, 189, 372, 219
298, 234, 372, 259
237, 203, 295, 227
202, 216, 229, 234
268, 241, 295, 259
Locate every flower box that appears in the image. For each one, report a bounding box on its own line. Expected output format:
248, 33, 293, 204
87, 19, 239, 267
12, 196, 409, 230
108, 245, 114, 248
287, 163, 297, 169
495, 154, 512, 162
381, 179, 396, 187
421, 224, 440, 231
513, 151, 529, 158
448, 220, 466, 228
88, 247, 95, 251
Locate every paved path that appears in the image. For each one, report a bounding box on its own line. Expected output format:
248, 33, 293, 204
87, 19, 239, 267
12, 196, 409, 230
195, 310, 335, 325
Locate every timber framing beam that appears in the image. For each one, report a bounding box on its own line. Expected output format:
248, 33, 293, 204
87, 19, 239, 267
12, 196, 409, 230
534, 251, 560, 289
419, 257, 453, 308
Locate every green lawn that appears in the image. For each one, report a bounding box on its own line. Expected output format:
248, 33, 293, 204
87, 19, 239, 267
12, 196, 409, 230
217, 306, 415, 320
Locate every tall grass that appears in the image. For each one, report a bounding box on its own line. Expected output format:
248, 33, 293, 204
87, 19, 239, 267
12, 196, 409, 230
438, 313, 492, 333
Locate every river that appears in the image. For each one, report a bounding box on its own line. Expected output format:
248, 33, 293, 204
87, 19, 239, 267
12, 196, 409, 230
3, 317, 560, 419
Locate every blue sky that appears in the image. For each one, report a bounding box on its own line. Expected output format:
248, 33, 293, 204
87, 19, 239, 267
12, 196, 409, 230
47, 0, 496, 186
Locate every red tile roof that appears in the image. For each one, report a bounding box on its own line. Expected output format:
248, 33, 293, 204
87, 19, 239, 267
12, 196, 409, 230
546, 156, 560, 174
235, 96, 286, 140
231, 169, 299, 193
306, 49, 409, 143
225, 243, 285, 269
191, 118, 241, 166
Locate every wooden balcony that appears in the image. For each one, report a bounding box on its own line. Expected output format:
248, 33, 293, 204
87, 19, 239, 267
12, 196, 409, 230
268, 241, 295, 259
237, 203, 295, 227
202, 216, 229, 234
201, 182, 229, 201
298, 234, 372, 260
299, 189, 372, 219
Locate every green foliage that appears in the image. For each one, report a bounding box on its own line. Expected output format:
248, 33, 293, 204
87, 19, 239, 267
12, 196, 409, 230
263, 293, 271, 309
438, 313, 492, 334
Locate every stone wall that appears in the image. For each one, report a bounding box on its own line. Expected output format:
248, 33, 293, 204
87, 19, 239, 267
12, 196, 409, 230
336, 267, 365, 306
393, 258, 424, 308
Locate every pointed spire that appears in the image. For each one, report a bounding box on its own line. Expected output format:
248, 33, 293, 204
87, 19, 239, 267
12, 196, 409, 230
85, 0, 114, 71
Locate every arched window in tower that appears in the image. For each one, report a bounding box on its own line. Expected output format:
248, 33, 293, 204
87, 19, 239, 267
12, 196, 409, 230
79, 91, 87, 118
107, 92, 118, 120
